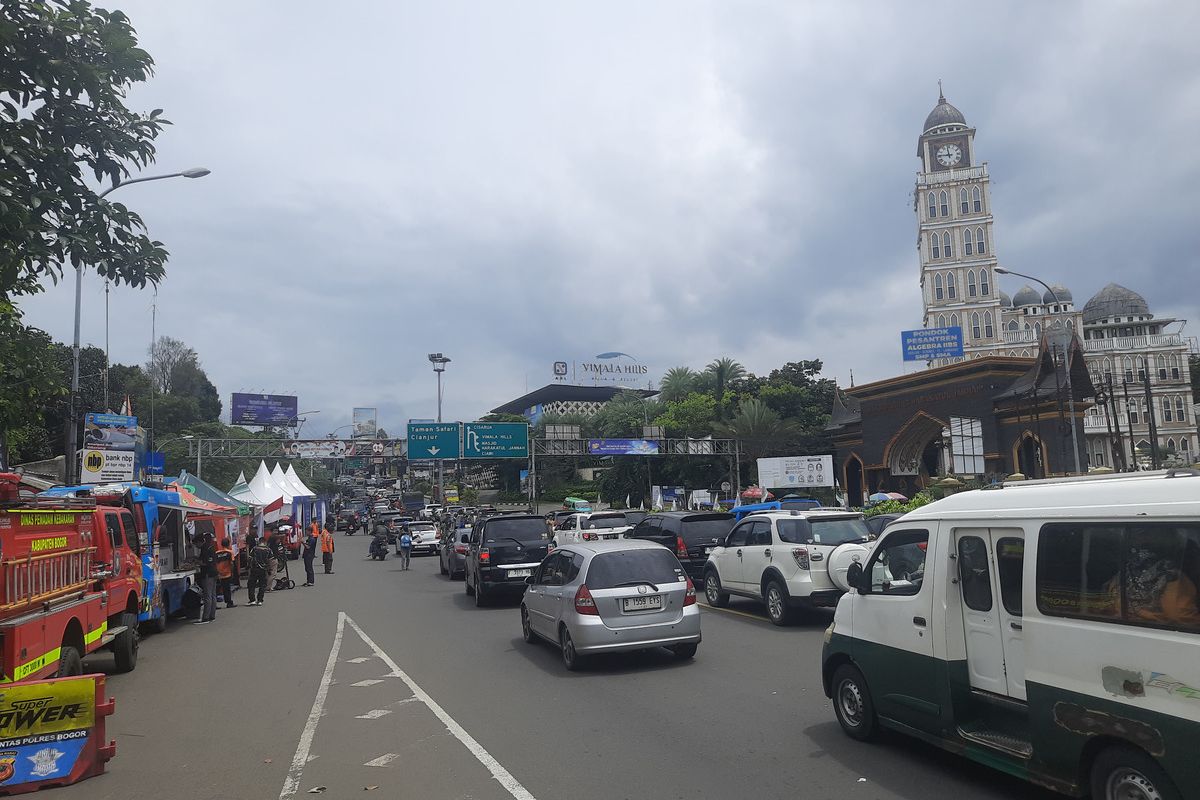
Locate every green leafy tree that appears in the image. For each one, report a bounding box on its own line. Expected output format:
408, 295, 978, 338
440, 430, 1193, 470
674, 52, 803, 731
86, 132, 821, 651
169, 357, 221, 421
659, 367, 698, 403
593, 391, 660, 437
653, 392, 716, 437
0, 317, 65, 465
1, 1, 170, 304
716, 398, 799, 464
705, 357, 747, 419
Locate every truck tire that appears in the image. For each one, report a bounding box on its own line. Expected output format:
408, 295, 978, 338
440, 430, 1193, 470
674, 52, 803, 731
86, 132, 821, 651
112, 612, 139, 673
147, 591, 168, 634
55, 646, 83, 678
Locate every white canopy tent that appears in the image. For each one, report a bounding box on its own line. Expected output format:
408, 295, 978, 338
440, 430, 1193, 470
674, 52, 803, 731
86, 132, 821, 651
284, 464, 316, 497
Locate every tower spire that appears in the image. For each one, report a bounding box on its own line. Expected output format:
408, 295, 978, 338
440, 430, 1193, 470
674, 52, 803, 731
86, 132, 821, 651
938, 79, 945, 103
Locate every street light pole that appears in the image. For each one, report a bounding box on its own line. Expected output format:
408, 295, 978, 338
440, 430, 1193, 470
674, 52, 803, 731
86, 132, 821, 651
66, 168, 211, 484
995, 267, 1083, 474
428, 353, 451, 503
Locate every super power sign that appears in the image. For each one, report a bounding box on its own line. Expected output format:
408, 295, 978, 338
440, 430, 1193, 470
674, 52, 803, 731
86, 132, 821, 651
901, 327, 964, 361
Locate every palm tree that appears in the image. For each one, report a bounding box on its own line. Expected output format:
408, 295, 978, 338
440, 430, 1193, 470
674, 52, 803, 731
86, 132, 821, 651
659, 366, 697, 402
716, 398, 798, 463
705, 357, 747, 418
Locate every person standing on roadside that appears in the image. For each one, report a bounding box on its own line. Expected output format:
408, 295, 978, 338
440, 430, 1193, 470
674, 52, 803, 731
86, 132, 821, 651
196, 532, 218, 624
266, 528, 283, 591
301, 524, 318, 586
320, 520, 335, 574
246, 535, 272, 605
398, 529, 413, 571
216, 537, 236, 608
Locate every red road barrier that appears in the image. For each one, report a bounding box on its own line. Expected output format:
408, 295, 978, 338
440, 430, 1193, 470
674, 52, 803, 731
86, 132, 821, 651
0, 673, 115, 795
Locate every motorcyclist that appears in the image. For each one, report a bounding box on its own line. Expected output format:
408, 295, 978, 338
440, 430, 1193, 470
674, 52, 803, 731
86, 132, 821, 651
369, 524, 389, 560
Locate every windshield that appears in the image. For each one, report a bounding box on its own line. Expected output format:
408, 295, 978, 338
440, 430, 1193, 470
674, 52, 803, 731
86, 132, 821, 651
409, 523, 434, 532
679, 515, 736, 544
778, 517, 869, 546
485, 518, 549, 543
582, 515, 627, 530
585, 549, 684, 590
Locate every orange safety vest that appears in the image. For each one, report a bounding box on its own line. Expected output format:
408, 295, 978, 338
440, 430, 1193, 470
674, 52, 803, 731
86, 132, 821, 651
320, 530, 335, 554
215, 547, 234, 579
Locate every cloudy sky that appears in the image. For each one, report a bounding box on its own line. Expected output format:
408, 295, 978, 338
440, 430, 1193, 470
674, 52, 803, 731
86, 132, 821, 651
20, 1, 1200, 436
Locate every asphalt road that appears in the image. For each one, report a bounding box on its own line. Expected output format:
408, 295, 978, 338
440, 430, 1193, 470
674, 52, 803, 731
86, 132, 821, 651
61, 537, 1059, 800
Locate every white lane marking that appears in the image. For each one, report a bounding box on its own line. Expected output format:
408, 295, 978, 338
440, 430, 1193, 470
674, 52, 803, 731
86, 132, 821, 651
346, 657, 372, 664
393, 698, 420, 707
351, 679, 383, 687
355, 709, 393, 720
343, 615, 539, 800
278, 613, 347, 800
364, 753, 399, 767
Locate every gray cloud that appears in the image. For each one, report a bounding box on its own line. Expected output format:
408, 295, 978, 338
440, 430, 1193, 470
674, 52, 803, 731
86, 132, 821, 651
20, 0, 1200, 441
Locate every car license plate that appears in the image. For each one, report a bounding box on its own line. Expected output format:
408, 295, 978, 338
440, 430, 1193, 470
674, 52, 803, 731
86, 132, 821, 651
507, 568, 532, 578
622, 595, 663, 612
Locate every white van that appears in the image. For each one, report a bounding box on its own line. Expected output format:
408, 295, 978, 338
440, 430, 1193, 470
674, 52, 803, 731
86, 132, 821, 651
822, 470, 1199, 800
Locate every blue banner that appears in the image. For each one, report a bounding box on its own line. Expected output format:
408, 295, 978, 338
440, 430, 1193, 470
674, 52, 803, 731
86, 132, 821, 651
901, 326, 964, 361
587, 439, 660, 455
230, 393, 298, 426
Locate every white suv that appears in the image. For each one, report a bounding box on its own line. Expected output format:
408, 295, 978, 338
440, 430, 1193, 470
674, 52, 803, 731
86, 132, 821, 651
702, 510, 870, 625
552, 511, 632, 546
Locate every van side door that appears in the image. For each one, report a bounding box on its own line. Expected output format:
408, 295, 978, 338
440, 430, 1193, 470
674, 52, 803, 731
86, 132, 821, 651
851, 527, 940, 733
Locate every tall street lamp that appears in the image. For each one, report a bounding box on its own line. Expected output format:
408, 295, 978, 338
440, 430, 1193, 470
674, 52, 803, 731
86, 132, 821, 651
428, 353, 451, 503
66, 168, 211, 484
152, 434, 194, 480
995, 267, 1083, 474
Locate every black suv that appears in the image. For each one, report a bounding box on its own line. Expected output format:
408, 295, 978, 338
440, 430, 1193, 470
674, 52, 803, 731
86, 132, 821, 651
465, 514, 552, 606
627, 512, 735, 584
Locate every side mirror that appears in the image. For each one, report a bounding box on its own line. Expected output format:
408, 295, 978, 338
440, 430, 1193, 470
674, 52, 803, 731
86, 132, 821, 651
847, 561, 867, 594
525, 576, 535, 585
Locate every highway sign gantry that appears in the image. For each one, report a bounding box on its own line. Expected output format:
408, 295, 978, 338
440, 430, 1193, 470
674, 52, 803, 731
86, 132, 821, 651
463, 422, 529, 459
406, 422, 461, 459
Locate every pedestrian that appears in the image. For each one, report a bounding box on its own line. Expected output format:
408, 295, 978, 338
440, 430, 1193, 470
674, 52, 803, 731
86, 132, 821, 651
246, 535, 272, 606
266, 529, 283, 591
216, 537, 236, 608
195, 532, 218, 624
320, 520, 335, 574
399, 529, 412, 571
301, 524, 318, 586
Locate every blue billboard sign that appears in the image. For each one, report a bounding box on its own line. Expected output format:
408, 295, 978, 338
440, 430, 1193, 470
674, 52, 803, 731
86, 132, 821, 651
231, 393, 299, 426
901, 327, 964, 361
463, 422, 529, 459
587, 439, 660, 456
406, 422, 461, 459
83, 412, 138, 450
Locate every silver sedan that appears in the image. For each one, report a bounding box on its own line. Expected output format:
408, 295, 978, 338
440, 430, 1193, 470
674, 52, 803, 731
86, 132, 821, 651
520, 540, 701, 670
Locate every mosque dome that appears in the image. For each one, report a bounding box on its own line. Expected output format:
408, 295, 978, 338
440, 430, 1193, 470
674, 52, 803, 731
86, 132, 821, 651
1083, 283, 1150, 324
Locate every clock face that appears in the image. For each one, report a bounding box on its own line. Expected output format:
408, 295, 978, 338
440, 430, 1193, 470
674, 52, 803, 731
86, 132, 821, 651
936, 143, 963, 167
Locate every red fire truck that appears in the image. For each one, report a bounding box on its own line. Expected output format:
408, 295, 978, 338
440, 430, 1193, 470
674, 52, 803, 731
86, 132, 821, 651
0, 474, 142, 681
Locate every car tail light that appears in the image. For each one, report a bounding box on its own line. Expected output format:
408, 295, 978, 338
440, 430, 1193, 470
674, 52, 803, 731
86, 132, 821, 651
455, 544, 468, 555
675, 536, 688, 558
684, 576, 696, 606
479, 548, 491, 563
582, 531, 597, 541
574, 584, 598, 615
917, 541, 928, 551
792, 547, 810, 570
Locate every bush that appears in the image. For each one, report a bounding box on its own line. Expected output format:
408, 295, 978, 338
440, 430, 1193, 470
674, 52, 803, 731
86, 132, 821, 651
861, 491, 933, 517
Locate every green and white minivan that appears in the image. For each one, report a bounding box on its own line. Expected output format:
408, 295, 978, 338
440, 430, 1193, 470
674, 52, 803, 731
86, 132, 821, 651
822, 470, 1199, 799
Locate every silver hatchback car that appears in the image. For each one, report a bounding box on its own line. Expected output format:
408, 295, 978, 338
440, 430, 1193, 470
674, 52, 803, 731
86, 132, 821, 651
520, 540, 701, 670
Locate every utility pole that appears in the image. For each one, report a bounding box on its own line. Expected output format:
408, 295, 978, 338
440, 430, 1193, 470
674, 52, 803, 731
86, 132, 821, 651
1106, 374, 1127, 472
428, 353, 451, 504
1142, 355, 1160, 469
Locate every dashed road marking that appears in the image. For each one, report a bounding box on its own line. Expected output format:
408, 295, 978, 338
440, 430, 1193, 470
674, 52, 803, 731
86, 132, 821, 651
363, 753, 400, 767
346, 657, 372, 664
351, 679, 384, 687
355, 709, 393, 720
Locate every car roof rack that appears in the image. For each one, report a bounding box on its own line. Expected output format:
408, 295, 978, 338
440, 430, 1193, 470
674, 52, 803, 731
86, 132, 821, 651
989, 468, 1198, 490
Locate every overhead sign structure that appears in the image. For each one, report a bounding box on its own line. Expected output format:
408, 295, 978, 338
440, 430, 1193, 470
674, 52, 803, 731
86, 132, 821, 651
407, 422, 461, 459
231, 393, 299, 426
80, 449, 136, 483
463, 422, 529, 459
83, 413, 138, 451
901, 327, 964, 361
587, 439, 660, 456
757, 455, 834, 488
352, 408, 378, 439
284, 440, 348, 460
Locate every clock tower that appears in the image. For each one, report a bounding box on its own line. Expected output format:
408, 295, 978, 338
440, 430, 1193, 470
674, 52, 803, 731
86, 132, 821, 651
916, 87, 1003, 364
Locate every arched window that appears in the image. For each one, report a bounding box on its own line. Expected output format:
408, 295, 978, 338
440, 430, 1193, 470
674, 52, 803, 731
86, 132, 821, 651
1181, 436, 1191, 453
1021, 349, 1031, 357
1157, 355, 1168, 379
938, 314, 946, 328
967, 269, 977, 297
928, 192, 937, 219
1170, 354, 1182, 380
1123, 356, 1134, 382
964, 229, 974, 256
972, 186, 982, 212
979, 268, 990, 296
946, 271, 957, 299
950, 313, 959, 328
975, 227, 986, 254
971, 313, 982, 339
1163, 398, 1173, 422
959, 188, 969, 215
1129, 401, 1140, 425
934, 273, 944, 300
984, 311, 994, 338
1007, 319, 1018, 331
1177, 396, 1187, 422
1034, 322, 1042, 336
932, 234, 941, 259
1137, 357, 1148, 382
939, 190, 949, 217
1167, 438, 1176, 452
1102, 358, 1112, 380
942, 231, 953, 258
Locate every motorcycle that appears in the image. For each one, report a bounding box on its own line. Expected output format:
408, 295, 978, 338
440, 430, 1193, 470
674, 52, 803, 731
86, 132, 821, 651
368, 535, 389, 561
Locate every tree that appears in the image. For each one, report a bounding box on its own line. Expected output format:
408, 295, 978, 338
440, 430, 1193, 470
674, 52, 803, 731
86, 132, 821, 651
1, 1, 170, 304
716, 398, 799, 463
653, 392, 716, 437
593, 391, 660, 438
0, 316, 64, 466
145, 336, 195, 393
659, 367, 698, 403
169, 358, 221, 421
705, 358, 747, 419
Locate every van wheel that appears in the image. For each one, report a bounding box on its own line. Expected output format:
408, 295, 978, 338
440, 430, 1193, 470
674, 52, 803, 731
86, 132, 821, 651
474, 581, 488, 607
1091, 746, 1179, 800
112, 612, 139, 673
465, 574, 475, 596
764, 580, 793, 626
55, 645, 83, 678
704, 569, 729, 607
832, 664, 877, 742
560, 627, 583, 671
521, 607, 536, 643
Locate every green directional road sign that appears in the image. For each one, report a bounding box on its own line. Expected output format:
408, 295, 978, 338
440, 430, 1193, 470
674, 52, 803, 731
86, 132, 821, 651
463, 422, 529, 459
407, 422, 461, 459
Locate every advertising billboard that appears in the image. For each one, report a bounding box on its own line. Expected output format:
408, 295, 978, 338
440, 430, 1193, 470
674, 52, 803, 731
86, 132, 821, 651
352, 407, 377, 439
80, 448, 136, 483
83, 413, 137, 451
231, 393, 299, 426
756, 455, 834, 488
900, 327, 964, 361
587, 439, 660, 455
283, 440, 348, 459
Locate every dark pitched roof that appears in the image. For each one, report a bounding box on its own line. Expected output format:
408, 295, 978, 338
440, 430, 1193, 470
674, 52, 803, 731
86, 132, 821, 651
490, 384, 656, 415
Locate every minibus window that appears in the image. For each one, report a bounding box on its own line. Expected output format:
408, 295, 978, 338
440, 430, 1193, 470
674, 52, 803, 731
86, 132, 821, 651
868, 530, 928, 595
957, 536, 993, 612
996, 538, 1024, 615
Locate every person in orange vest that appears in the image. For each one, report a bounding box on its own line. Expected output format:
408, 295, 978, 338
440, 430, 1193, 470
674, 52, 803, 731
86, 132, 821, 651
320, 520, 336, 574
215, 537, 236, 608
